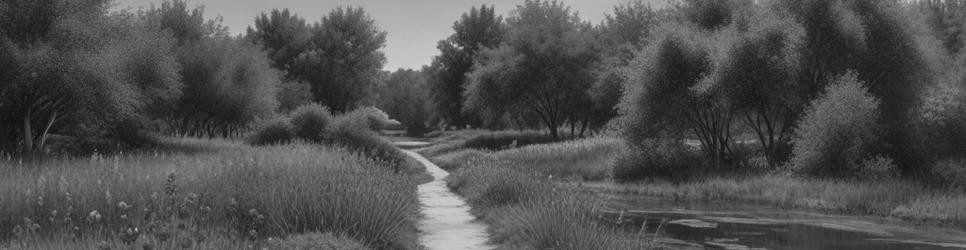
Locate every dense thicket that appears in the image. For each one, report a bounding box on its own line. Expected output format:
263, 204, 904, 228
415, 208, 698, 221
618, 0, 955, 180
0, 0, 185, 153
377, 69, 432, 136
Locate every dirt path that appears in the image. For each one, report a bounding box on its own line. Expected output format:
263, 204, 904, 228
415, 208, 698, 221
403, 150, 494, 250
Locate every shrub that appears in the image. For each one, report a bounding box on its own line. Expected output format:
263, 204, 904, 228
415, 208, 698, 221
250, 119, 294, 145
931, 158, 966, 190
790, 73, 883, 178
462, 131, 562, 151
613, 139, 705, 182
290, 103, 332, 142
327, 126, 409, 173
333, 107, 398, 132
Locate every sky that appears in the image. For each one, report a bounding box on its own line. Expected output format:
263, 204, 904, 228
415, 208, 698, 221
112, 0, 667, 70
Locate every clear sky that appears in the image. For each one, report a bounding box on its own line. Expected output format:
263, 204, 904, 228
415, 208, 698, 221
112, 0, 667, 70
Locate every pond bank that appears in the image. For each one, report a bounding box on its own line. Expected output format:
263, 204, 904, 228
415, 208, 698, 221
594, 189, 966, 249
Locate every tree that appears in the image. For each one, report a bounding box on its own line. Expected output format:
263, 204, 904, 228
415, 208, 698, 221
138, 0, 227, 46
0, 0, 183, 153
622, 29, 737, 168
716, 13, 804, 167
292, 7, 387, 113
910, 0, 966, 54
246, 9, 310, 76
175, 38, 280, 137
377, 69, 432, 136
585, 1, 664, 135
428, 5, 504, 128
776, 0, 939, 175
464, 0, 598, 140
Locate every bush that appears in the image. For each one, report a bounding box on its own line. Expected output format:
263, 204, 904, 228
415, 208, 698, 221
290, 103, 332, 142
327, 125, 410, 173
613, 139, 705, 182
931, 158, 966, 190
463, 131, 562, 151
790, 73, 882, 178
250, 119, 294, 145
333, 107, 398, 132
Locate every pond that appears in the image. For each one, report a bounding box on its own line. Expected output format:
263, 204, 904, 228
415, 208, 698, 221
602, 195, 966, 249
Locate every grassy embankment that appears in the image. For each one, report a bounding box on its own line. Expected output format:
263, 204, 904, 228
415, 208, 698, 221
427, 134, 657, 249
0, 136, 423, 250
431, 132, 966, 234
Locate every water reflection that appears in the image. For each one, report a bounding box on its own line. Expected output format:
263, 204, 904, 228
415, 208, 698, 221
602, 198, 966, 250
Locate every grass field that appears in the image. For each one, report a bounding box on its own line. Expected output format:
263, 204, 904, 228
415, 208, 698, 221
0, 137, 422, 249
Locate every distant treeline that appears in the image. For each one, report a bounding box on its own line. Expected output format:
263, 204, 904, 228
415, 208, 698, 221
0, 0, 390, 153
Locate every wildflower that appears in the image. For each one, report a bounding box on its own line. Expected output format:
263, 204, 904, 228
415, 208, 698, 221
118, 201, 132, 210
89, 210, 102, 222
119, 226, 140, 245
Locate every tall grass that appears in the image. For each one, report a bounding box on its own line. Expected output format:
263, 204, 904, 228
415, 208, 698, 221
444, 137, 655, 249
0, 138, 421, 249
439, 136, 624, 181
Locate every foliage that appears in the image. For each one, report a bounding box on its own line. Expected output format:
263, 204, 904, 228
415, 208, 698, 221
174, 38, 281, 137
462, 130, 562, 151
292, 7, 387, 113
290, 103, 332, 142
622, 27, 740, 168
377, 69, 432, 137
613, 139, 705, 182
714, 12, 804, 167
465, 0, 599, 140
276, 80, 313, 113
910, 0, 966, 54
790, 73, 883, 178
250, 118, 295, 146
427, 5, 504, 128
137, 0, 227, 45
246, 9, 310, 76
0, 0, 185, 153
919, 56, 966, 160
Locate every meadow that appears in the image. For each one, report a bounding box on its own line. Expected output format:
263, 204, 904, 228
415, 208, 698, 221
0, 137, 423, 250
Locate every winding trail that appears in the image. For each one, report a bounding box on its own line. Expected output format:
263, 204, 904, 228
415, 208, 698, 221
403, 150, 494, 250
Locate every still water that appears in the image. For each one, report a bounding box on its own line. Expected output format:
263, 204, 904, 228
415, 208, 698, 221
602, 195, 966, 250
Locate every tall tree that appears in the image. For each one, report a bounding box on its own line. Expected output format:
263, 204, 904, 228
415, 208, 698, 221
716, 12, 804, 167
428, 5, 504, 128
292, 7, 387, 113
246, 9, 310, 76
377, 69, 431, 136
464, 0, 598, 140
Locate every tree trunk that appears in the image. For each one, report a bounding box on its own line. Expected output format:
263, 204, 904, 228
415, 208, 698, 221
23, 111, 33, 152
